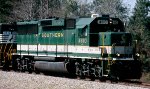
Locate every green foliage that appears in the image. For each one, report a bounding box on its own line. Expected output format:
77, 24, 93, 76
143, 58, 150, 72
128, 0, 150, 49
130, 0, 148, 27
0, 0, 13, 22
128, 0, 150, 72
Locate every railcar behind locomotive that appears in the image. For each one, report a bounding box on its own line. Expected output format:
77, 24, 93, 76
0, 15, 142, 80
0, 23, 17, 70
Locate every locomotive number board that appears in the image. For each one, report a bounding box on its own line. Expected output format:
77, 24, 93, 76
97, 19, 118, 25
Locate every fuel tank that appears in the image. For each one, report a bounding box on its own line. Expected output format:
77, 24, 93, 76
34, 61, 68, 73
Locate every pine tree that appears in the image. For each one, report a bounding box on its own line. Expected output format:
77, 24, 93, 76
128, 0, 150, 72
0, 0, 13, 22
128, 0, 150, 52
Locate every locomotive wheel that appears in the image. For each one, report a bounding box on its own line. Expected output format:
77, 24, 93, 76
16, 58, 23, 72
90, 74, 95, 81
89, 67, 96, 81
27, 63, 33, 73
96, 66, 104, 81
75, 61, 85, 79
89, 62, 96, 81
20, 59, 26, 72
26, 58, 33, 73
12, 57, 18, 71
2, 60, 10, 71
78, 67, 86, 79
79, 72, 86, 79
99, 75, 106, 82
110, 76, 119, 83
34, 68, 40, 74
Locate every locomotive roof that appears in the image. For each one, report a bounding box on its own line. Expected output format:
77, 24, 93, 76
15, 17, 123, 29
76, 18, 94, 28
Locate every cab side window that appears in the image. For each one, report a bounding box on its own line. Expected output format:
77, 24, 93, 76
78, 25, 87, 37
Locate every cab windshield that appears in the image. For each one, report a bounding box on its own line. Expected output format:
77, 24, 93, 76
111, 33, 132, 46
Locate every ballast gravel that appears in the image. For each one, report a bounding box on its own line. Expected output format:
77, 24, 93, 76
0, 71, 149, 89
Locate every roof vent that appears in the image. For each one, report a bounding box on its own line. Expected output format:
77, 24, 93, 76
102, 15, 109, 18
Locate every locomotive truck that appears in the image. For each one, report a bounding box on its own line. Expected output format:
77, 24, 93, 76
0, 15, 142, 80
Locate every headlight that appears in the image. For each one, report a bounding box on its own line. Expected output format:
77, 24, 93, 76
136, 53, 140, 56
116, 53, 120, 57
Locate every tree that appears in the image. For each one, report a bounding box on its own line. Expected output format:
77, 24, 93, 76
128, 0, 150, 72
77, 0, 91, 17
63, 0, 91, 17
11, 0, 62, 21
11, 0, 92, 20
92, 0, 128, 21
10, 0, 35, 21
0, 0, 13, 22
128, 0, 150, 52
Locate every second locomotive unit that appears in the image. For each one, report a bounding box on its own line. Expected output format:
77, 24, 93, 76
0, 15, 142, 80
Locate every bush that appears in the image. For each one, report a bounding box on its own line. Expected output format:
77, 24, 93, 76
142, 58, 150, 72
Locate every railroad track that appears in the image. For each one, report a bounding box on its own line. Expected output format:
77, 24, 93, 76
117, 80, 150, 88
0, 66, 149, 89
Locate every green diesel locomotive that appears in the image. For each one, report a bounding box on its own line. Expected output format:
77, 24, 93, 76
0, 15, 142, 80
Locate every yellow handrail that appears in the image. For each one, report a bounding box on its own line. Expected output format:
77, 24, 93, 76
3, 44, 8, 62
8, 44, 13, 60
102, 32, 104, 55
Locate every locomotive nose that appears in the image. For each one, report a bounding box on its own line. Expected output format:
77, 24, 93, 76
99, 32, 133, 58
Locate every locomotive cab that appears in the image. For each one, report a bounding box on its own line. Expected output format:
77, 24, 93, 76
89, 16, 124, 47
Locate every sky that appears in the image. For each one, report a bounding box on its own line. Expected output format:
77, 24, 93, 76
88, 0, 137, 15
123, 0, 136, 14
87, 0, 136, 10
87, 0, 136, 16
